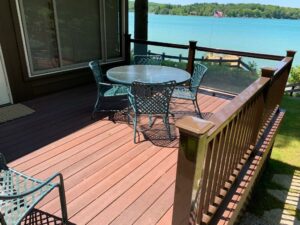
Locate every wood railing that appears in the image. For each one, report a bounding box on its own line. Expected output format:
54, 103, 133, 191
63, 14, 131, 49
146, 50, 254, 71
125, 34, 295, 224
173, 51, 295, 225
261, 52, 294, 124
285, 82, 300, 96
125, 34, 286, 74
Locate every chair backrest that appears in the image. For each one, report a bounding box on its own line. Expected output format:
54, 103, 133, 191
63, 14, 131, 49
133, 55, 163, 65
190, 64, 208, 95
130, 81, 176, 115
89, 60, 104, 83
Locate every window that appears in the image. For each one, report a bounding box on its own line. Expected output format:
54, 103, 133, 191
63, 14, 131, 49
18, 0, 123, 76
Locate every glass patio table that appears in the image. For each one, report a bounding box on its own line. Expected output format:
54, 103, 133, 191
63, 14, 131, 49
106, 65, 191, 85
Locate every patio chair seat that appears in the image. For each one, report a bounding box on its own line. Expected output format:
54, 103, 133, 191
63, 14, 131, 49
0, 153, 68, 225
172, 87, 195, 100
104, 85, 128, 97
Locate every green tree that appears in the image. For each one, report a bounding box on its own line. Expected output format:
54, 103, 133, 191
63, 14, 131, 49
289, 66, 300, 84
128, 1, 300, 20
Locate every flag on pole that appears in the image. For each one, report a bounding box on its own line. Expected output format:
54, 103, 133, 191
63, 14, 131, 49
214, 10, 224, 18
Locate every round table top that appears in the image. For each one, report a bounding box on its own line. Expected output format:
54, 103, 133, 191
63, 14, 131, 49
106, 65, 191, 85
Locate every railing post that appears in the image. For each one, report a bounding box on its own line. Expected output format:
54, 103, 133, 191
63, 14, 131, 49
290, 85, 295, 96
162, 52, 165, 61
124, 33, 131, 65
286, 50, 296, 58
238, 57, 241, 68
186, 41, 197, 74
261, 67, 277, 123
261, 67, 276, 78
172, 116, 214, 225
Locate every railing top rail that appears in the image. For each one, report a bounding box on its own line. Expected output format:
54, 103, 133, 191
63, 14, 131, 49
130, 38, 189, 50
274, 57, 293, 76
129, 38, 285, 61
207, 77, 270, 137
286, 82, 300, 87
196, 46, 285, 61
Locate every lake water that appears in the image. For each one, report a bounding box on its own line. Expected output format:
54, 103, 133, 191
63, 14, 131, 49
129, 12, 300, 67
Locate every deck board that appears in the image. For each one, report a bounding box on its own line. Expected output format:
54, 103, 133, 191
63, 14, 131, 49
0, 84, 232, 225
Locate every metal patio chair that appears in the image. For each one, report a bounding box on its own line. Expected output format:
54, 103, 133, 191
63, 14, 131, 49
89, 61, 128, 119
0, 153, 68, 225
172, 64, 207, 118
133, 55, 163, 65
128, 80, 176, 143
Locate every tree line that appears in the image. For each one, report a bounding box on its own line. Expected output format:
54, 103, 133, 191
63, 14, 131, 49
129, 1, 300, 19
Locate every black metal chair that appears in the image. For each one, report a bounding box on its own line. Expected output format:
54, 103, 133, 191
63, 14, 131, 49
0, 153, 68, 225
172, 64, 208, 118
128, 80, 176, 143
89, 61, 128, 119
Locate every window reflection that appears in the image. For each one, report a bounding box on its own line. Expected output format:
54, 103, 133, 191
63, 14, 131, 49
22, 0, 59, 71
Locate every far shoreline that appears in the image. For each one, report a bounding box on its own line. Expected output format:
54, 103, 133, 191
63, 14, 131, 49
129, 11, 300, 21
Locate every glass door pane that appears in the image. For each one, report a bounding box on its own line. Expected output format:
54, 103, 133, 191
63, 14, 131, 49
56, 0, 102, 65
21, 0, 59, 72
105, 0, 121, 59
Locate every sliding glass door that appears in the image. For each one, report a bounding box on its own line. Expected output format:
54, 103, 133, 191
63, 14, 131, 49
18, 0, 123, 77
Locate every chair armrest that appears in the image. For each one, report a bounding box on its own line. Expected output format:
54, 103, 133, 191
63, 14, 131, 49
98, 82, 128, 89
0, 172, 64, 200
98, 82, 114, 87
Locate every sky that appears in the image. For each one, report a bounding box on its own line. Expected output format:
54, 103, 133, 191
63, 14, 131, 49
150, 0, 300, 8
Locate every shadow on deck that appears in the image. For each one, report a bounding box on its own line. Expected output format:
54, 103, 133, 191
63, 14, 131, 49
0, 84, 232, 225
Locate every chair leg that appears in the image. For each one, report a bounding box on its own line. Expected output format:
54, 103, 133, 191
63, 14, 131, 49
91, 109, 97, 120
58, 175, 68, 225
0, 213, 7, 225
133, 115, 138, 144
148, 114, 154, 127
193, 100, 203, 119
91, 96, 101, 120
163, 116, 172, 140
127, 107, 131, 124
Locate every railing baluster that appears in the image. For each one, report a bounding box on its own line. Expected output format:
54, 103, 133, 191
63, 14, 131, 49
229, 112, 243, 179
203, 138, 218, 217
198, 140, 214, 224
211, 130, 226, 206
217, 123, 232, 196
237, 103, 253, 163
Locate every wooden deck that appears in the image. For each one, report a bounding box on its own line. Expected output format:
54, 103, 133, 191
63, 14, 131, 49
0, 84, 231, 225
